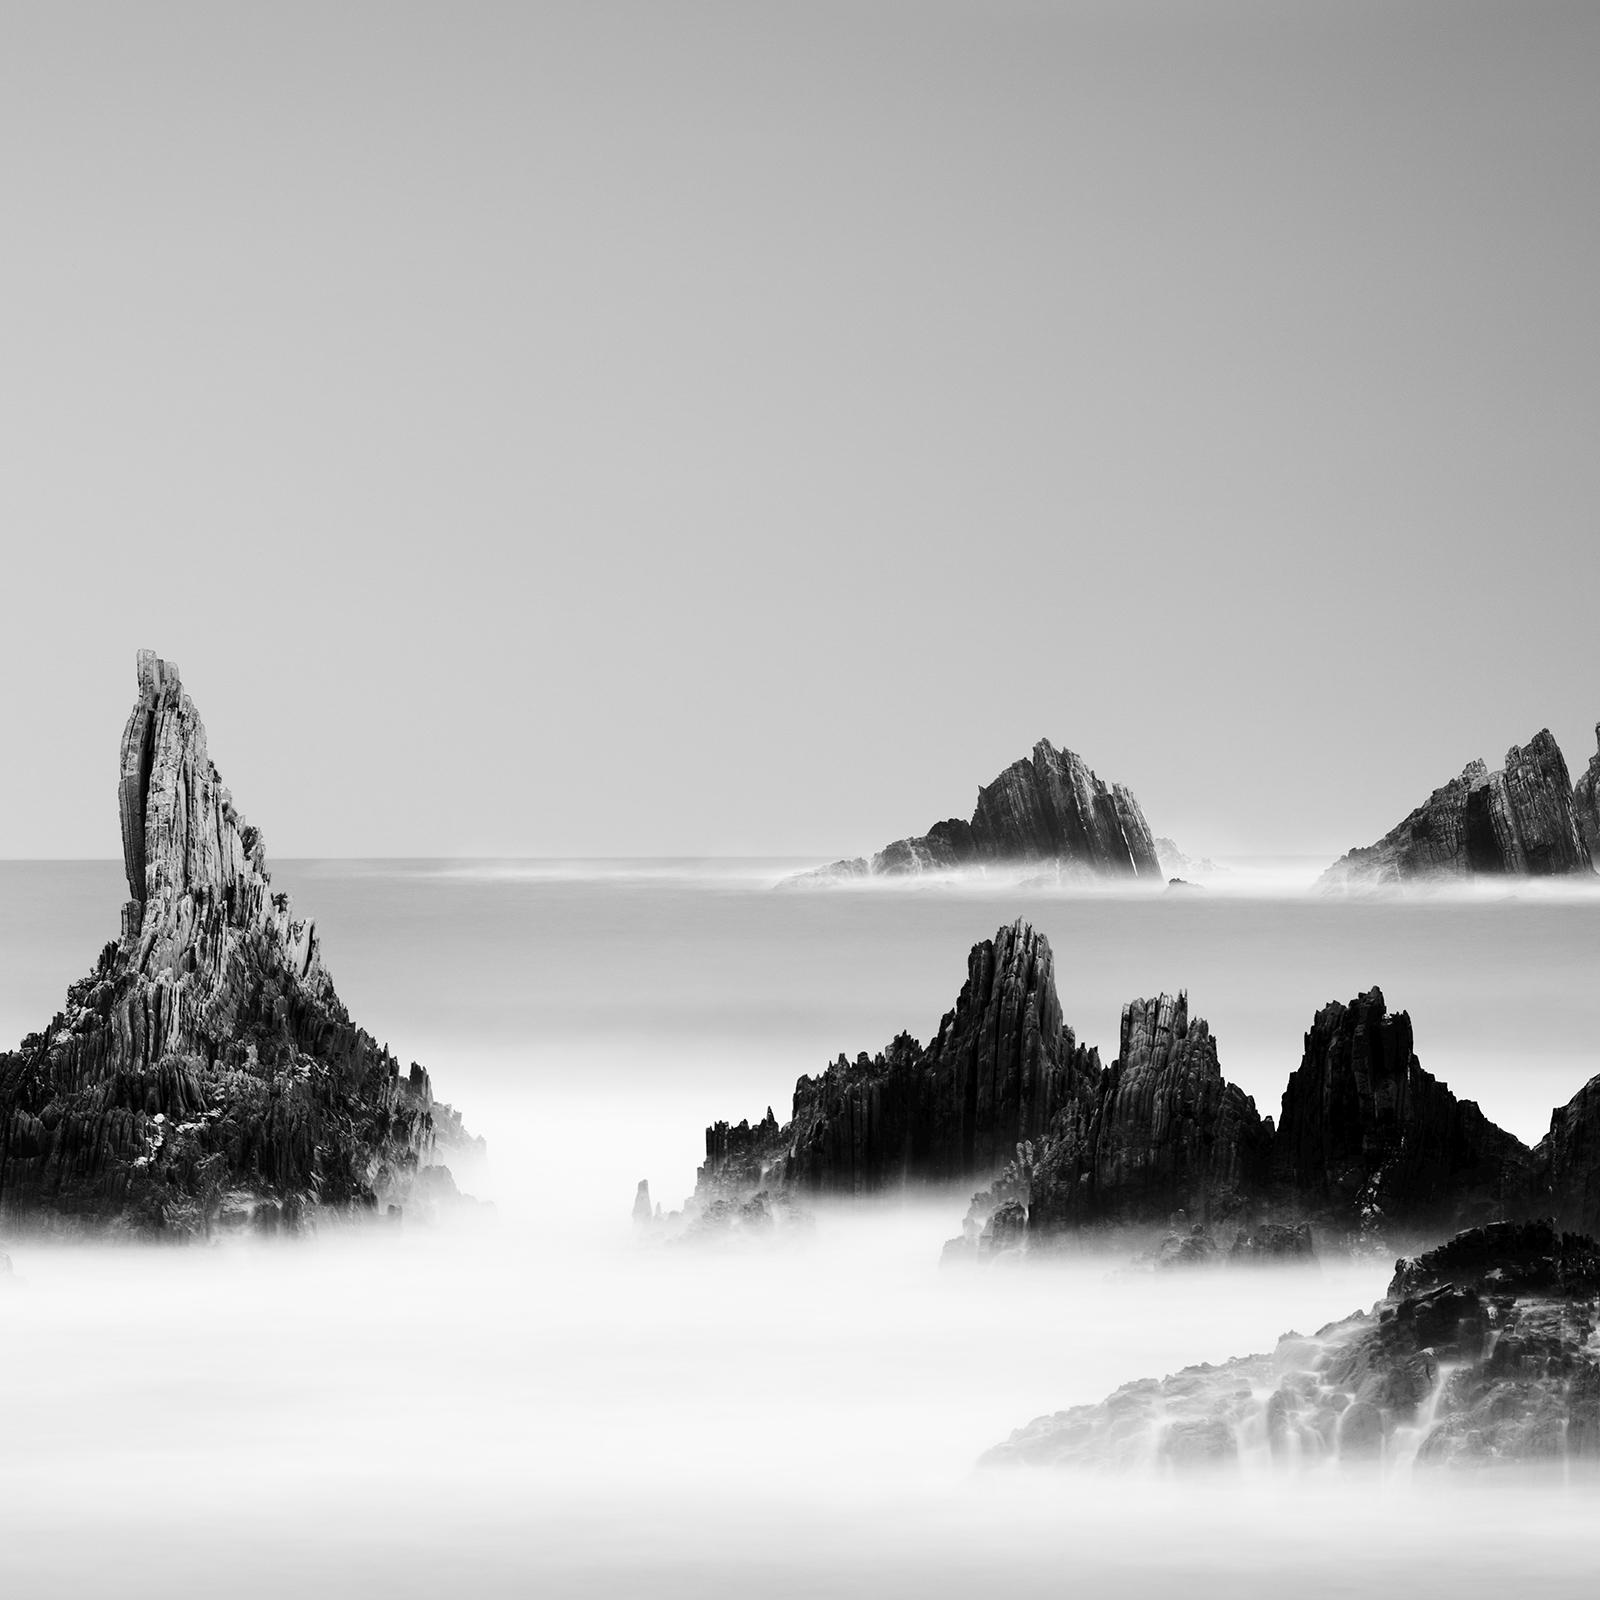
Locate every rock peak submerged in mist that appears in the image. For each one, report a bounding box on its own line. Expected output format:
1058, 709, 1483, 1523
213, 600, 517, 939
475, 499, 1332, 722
0, 650, 482, 1236
1320, 729, 1594, 888
692, 918, 1600, 1252
788, 739, 1161, 884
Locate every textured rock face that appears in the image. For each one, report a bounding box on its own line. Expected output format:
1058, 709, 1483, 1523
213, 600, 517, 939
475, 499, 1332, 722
698, 921, 1101, 1198
1535, 1072, 1600, 1238
1574, 724, 1600, 861
0, 651, 480, 1235
1024, 993, 1271, 1233
985, 1221, 1600, 1473
1272, 988, 1532, 1233
793, 739, 1161, 883
1320, 730, 1592, 886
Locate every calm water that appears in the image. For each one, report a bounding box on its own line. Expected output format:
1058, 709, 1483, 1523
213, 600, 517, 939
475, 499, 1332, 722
2, 860, 1598, 1596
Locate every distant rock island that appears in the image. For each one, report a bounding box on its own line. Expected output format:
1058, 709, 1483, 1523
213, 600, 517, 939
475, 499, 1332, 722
1320, 729, 1595, 887
985, 1220, 1600, 1471
692, 920, 1600, 1252
788, 739, 1161, 883
0, 651, 481, 1236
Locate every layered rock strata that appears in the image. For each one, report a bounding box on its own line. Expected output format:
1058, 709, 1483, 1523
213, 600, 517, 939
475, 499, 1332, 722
1535, 1073, 1600, 1238
1019, 994, 1271, 1234
0, 651, 480, 1235
700, 921, 1101, 1198
1273, 989, 1533, 1234
791, 739, 1160, 883
1573, 725, 1600, 861
1320, 730, 1593, 887
984, 1221, 1600, 1472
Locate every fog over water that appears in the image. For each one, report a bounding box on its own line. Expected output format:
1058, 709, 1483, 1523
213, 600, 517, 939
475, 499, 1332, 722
3, 860, 1599, 1596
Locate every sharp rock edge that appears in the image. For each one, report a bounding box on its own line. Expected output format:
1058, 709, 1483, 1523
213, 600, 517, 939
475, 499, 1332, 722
0, 650, 484, 1237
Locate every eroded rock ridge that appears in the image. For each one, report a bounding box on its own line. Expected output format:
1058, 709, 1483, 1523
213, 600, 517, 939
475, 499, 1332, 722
793, 739, 1160, 882
1320, 730, 1593, 887
0, 651, 481, 1235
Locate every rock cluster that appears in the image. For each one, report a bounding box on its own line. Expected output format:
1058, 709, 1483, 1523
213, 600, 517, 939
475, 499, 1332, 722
984, 1220, 1600, 1472
0, 651, 481, 1236
790, 739, 1160, 883
690, 918, 1600, 1256
1320, 730, 1593, 887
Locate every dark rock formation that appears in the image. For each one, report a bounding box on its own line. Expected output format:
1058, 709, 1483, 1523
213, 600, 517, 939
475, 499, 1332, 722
790, 739, 1161, 883
0, 651, 480, 1236
1272, 988, 1533, 1235
1019, 993, 1271, 1234
1574, 724, 1600, 861
1230, 1221, 1316, 1262
985, 1221, 1600, 1472
1320, 730, 1593, 887
1535, 1073, 1600, 1239
699, 920, 1101, 1198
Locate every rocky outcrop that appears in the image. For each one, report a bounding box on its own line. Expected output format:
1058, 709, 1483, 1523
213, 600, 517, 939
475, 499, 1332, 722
791, 740, 1161, 883
0, 651, 481, 1236
1320, 730, 1593, 887
698, 920, 1102, 1198
1020, 994, 1271, 1234
1272, 989, 1533, 1234
1573, 725, 1600, 861
1535, 1072, 1600, 1239
985, 1220, 1600, 1472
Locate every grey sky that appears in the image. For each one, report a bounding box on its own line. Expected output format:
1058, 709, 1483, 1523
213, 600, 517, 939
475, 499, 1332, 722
1, 1, 1596, 859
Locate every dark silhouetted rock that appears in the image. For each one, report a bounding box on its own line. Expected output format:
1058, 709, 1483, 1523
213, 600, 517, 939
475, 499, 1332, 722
698, 921, 1101, 1198
986, 1221, 1600, 1472
1574, 724, 1600, 862
1230, 1221, 1315, 1262
791, 739, 1161, 883
1271, 988, 1533, 1235
0, 651, 481, 1237
989, 992, 1271, 1240
1320, 730, 1593, 887
1535, 1073, 1600, 1239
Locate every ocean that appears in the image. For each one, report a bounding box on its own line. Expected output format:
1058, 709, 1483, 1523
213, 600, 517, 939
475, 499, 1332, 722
2, 859, 1598, 1596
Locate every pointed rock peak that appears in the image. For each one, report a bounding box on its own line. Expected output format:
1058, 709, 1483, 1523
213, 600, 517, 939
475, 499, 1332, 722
118, 648, 270, 929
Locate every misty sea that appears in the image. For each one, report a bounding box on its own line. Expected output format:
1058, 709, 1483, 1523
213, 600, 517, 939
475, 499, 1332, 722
3, 859, 1599, 1597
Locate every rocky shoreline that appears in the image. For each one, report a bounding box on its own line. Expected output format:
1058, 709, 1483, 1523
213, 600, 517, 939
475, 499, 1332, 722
984, 1219, 1600, 1472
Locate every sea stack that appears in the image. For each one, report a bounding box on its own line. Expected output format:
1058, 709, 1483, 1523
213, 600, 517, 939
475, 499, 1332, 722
790, 739, 1161, 883
0, 650, 481, 1235
1319, 730, 1593, 887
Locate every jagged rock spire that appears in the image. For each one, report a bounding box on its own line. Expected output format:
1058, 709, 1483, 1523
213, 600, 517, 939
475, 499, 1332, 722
0, 651, 479, 1234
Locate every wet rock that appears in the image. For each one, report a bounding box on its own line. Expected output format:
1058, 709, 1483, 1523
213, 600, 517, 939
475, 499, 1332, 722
791, 739, 1161, 883
979, 1199, 1029, 1258
1230, 1222, 1316, 1262
984, 1221, 1600, 1473
0, 651, 480, 1237
1320, 729, 1593, 887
